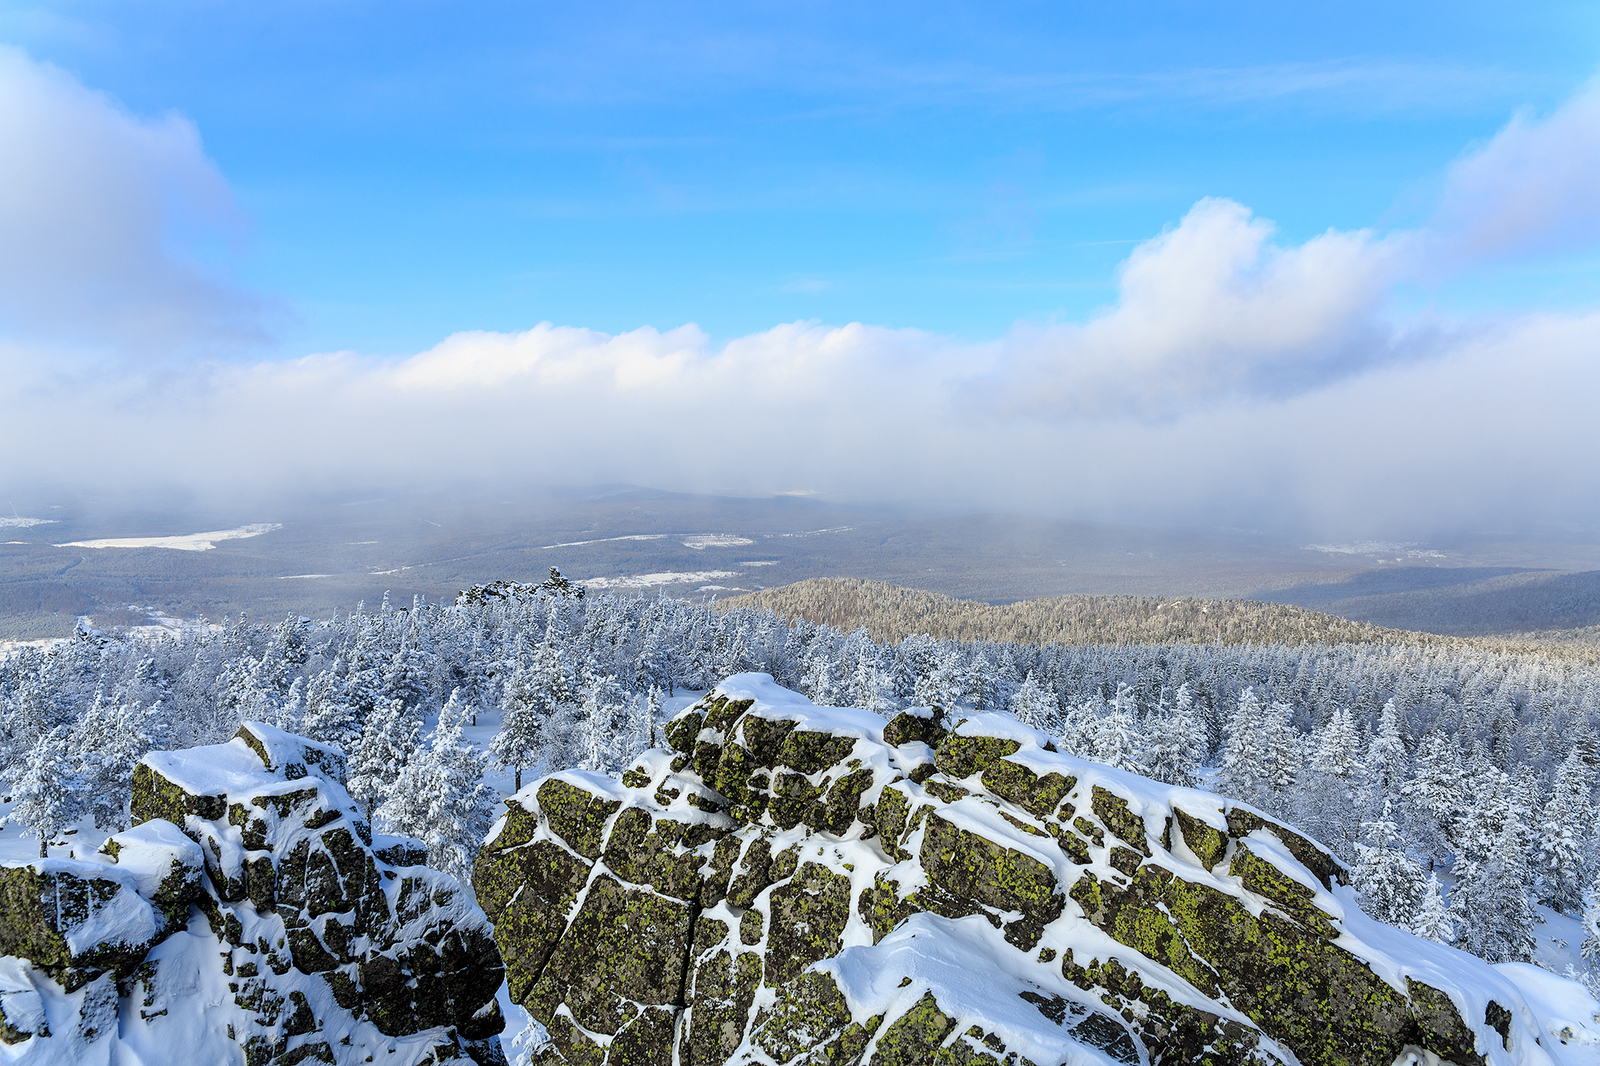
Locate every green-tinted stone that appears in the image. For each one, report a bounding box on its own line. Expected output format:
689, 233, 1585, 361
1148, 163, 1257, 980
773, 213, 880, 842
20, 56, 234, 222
933, 735, 1021, 781
764, 862, 851, 986
538, 778, 621, 861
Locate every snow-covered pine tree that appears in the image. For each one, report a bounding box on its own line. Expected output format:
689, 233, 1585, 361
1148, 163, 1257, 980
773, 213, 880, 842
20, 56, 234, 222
1411, 873, 1455, 944
1092, 685, 1146, 774
71, 689, 155, 831
1, 726, 82, 857
1056, 694, 1104, 760
491, 637, 573, 791
1009, 671, 1057, 733
1260, 699, 1301, 810
376, 689, 497, 883
300, 662, 359, 750
347, 697, 421, 820
1536, 747, 1595, 913
1451, 820, 1537, 964
1219, 687, 1268, 807
1352, 800, 1426, 927
578, 671, 628, 772
1581, 874, 1600, 966
1364, 699, 1409, 814
1400, 730, 1465, 865
849, 647, 895, 716
913, 648, 961, 710
1138, 683, 1202, 788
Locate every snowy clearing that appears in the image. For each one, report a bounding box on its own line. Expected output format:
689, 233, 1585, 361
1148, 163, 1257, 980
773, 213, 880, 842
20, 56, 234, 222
540, 533, 669, 548
55, 523, 282, 551
578, 570, 739, 589
681, 534, 754, 549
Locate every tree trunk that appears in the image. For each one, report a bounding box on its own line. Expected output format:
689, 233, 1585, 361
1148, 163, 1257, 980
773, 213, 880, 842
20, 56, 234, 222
38, 836, 48, 859
515, 768, 522, 792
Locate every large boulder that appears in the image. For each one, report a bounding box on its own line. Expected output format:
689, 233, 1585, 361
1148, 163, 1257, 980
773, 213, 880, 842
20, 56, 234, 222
0, 722, 505, 1065
477, 673, 1593, 1066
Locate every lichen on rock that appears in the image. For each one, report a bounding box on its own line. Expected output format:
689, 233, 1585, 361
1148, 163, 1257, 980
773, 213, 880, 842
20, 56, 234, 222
477, 673, 1573, 1066
1, 721, 505, 1065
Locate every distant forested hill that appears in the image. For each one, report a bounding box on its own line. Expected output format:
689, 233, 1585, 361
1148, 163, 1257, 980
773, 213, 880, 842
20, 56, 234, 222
722, 577, 1426, 646
724, 576, 1600, 660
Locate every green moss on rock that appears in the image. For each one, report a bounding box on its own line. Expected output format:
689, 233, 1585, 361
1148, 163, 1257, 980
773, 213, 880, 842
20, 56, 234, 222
919, 813, 1062, 950
1090, 787, 1151, 857
980, 761, 1074, 819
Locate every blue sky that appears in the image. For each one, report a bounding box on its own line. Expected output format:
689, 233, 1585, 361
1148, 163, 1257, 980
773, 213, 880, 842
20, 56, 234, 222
2, 3, 1600, 535
5, 1, 1596, 353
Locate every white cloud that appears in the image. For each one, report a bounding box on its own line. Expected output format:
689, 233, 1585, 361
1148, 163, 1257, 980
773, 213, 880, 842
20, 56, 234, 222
0, 47, 266, 357
4, 300, 1600, 538
1430, 80, 1600, 264
987, 198, 1406, 418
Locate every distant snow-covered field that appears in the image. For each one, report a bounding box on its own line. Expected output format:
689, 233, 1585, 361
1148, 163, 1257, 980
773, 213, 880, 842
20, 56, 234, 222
54, 523, 282, 552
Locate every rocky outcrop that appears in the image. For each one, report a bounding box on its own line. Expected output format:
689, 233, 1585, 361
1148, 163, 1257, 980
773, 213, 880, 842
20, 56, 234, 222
477, 674, 1577, 1066
0, 723, 505, 1065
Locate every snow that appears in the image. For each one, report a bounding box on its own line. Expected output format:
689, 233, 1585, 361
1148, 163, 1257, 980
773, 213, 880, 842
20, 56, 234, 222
0, 518, 54, 529
578, 570, 740, 590
682, 535, 754, 549
1499, 963, 1600, 1058
53, 523, 282, 552
827, 913, 1133, 1066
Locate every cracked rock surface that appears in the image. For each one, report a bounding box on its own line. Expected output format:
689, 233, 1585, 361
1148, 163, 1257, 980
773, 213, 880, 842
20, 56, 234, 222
477, 673, 1566, 1066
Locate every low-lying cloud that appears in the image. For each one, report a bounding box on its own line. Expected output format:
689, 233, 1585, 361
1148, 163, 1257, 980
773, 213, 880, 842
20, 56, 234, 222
4, 52, 1600, 538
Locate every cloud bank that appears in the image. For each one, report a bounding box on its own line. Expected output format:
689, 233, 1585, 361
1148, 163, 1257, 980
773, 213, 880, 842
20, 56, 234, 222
3, 52, 1600, 538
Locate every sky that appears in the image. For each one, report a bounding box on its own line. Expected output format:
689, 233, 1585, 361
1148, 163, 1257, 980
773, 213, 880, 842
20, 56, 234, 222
2, 2, 1599, 537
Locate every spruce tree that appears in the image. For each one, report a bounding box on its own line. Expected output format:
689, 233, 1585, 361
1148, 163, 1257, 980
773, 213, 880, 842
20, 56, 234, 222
1, 727, 82, 858
1411, 873, 1455, 944
347, 698, 421, 821
1009, 671, 1057, 734
1353, 801, 1426, 927
376, 690, 497, 883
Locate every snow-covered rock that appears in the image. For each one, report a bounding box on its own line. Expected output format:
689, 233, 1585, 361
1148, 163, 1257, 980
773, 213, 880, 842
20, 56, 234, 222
476, 673, 1599, 1066
0, 722, 506, 1065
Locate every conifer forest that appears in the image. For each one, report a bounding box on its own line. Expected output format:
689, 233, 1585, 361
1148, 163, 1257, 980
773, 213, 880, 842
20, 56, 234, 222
4, 574, 1597, 988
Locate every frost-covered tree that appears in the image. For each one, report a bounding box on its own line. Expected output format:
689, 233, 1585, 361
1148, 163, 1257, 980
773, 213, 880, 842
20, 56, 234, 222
1581, 874, 1600, 966
1452, 821, 1536, 964
2, 727, 82, 857
849, 648, 895, 716
347, 698, 421, 820
1057, 694, 1104, 760
1400, 731, 1464, 864
1364, 700, 1409, 814
1219, 687, 1268, 806
579, 672, 629, 772
1353, 801, 1425, 927
376, 690, 497, 883
492, 638, 572, 791
1139, 683, 1202, 788
72, 689, 155, 831
300, 663, 358, 750
1537, 748, 1595, 913
1092, 685, 1146, 774
1411, 873, 1454, 944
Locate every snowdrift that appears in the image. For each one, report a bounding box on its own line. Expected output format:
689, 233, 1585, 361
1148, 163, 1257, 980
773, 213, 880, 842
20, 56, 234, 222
0, 723, 504, 1065
477, 673, 1599, 1066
